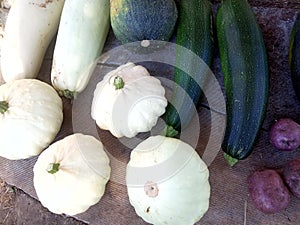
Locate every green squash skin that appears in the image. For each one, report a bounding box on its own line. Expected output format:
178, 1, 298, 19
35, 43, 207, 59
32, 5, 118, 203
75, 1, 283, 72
216, 0, 269, 162
110, 0, 178, 43
289, 13, 300, 102
165, 0, 214, 134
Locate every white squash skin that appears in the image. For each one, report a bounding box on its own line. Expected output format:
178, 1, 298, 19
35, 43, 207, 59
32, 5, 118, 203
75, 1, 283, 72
126, 136, 210, 225
0, 79, 63, 160
91, 62, 168, 138
33, 133, 111, 216
0, 0, 65, 82
51, 0, 110, 95
0, 0, 13, 9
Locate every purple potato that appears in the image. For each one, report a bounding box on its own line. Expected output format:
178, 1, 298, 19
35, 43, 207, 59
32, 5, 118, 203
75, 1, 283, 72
269, 118, 300, 151
247, 169, 290, 214
283, 158, 300, 199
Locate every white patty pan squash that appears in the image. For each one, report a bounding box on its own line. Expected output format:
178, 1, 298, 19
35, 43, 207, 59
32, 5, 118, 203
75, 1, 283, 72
126, 135, 210, 225
0, 79, 63, 160
33, 133, 111, 216
91, 62, 168, 138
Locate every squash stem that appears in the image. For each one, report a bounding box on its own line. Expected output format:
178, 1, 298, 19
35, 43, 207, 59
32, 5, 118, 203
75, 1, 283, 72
0, 101, 9, 114
223, 152, 239, 167
59, 90, 78, 99
163, 125, 179, 137
47, 163, 60, 174
114, 76, 124, 90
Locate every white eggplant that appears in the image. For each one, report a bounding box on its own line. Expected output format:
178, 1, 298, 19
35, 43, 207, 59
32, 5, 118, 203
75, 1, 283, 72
51, 0, 110, 98
0, 0, 65, 82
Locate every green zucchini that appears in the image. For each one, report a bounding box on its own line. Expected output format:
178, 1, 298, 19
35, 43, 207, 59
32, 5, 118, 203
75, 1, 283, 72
216, 0, 269, 166
289, 13, 300, 101
164, 0, 213, 137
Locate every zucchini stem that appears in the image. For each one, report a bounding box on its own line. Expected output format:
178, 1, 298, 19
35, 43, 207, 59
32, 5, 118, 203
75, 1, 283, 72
0, 101, 9, 114
114, 76, 124, 90
223, 153, 239, 167
163, 125, 179, 137
47, 163, 60, 174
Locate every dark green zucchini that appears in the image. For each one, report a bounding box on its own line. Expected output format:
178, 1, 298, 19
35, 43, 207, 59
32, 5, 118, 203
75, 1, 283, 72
216, 0, 269, 166
289, 13, 300, 101
164, 0, 213, 137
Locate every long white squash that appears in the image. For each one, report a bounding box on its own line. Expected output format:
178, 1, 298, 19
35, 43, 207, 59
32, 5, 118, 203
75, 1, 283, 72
51, 0, 110, 98
0, 0, 65, 82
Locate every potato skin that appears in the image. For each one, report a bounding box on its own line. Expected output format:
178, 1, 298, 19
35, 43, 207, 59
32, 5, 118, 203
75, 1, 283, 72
269, 118, 300, 151
283, 158, 300, 199
247, 169, 290, 214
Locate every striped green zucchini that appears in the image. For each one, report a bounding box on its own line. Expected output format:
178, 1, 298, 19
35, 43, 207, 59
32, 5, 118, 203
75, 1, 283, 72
216, 0, 269, 166
164, 0, 213, 137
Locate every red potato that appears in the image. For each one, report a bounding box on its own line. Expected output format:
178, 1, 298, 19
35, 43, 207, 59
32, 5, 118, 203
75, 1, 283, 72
247, 169, 290, 214
269, 118, 300, 151
283, 158, 300, 199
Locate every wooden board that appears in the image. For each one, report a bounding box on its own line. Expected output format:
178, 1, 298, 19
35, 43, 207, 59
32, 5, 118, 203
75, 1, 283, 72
1, 1, 300, 224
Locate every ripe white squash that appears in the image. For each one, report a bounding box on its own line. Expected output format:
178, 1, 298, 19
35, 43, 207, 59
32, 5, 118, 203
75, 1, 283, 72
0, 0, 65, 82
91, 62, 168, 138
51, 0, 110, 98
33, 133, 111, 216
126, 135, 210, 225
0, 79, 63, 160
